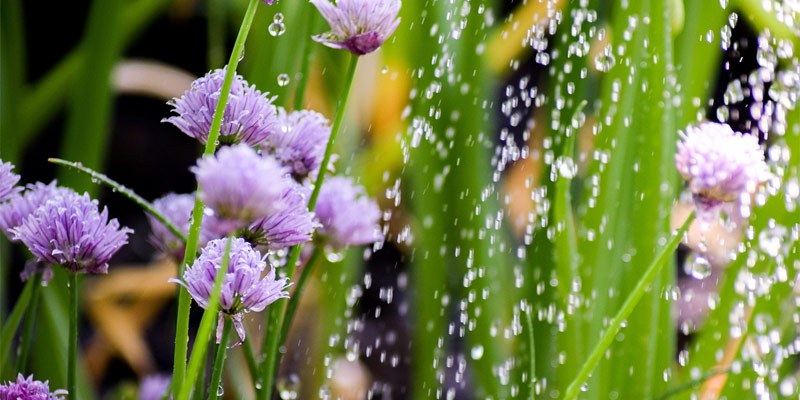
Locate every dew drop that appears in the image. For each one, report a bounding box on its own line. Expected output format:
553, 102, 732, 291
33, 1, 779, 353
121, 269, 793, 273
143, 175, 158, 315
268, 15, 286, 37
687, 254, 711, 280
277, 73, 290, 87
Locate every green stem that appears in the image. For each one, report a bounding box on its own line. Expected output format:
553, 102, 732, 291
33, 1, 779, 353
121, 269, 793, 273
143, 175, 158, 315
0, 273, 36, 369
258, 304, 282, 400
653, 368, 731, 400
177, 236, 234, 400
68, 273, 79, 400
524, 303, 536, 400
48, 158, 186, 243
172, 0, 261, 394
563, 212, 695, 400
258, 53, 359, 400
208, 319, 232, 400
206, 0, 225, 69
192, 363, 206, 400
278, 246, 321, 345
16, 272, 43, 372
291, 11, 319, 111
242, 335, 259, 386
307, 53, 358, 210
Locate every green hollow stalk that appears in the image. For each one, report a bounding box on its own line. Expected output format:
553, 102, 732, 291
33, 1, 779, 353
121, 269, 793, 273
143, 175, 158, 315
208, 319, 233, 400
563, 212, 695, 400
0, 273, 37, 369
258, 53, 359, 400
171, 0, 261, 394
67, 273, 79, 400
241, 336, 259, 385
16, 272, 43, 372
192, 364, 206, 400
524, 303, 536, 400
177, 236, 234, 400
278, 246, 321, 344
292, 11, 319, 111
48, 158, 186, 243
307, 53, 358, 210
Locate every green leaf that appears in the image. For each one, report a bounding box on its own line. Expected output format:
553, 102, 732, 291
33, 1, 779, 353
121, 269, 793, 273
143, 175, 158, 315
57, 0, 125, 195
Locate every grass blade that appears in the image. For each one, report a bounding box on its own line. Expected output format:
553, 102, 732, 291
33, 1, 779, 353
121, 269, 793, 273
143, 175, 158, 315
57, 0, 124, 195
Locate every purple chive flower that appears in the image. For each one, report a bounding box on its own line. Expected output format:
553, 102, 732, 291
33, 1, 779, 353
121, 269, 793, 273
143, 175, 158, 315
263, 108, 331, 179
171, 238, 290, 346
310, 0, 401, 55
147, 193, 222, 259
193, 144, 290, 231
163, 69, 279, 146
138, 375, 171, 400
675, 122, 771, 224
248, 183, 317, 250
0, 374, 68, 400
315, 177, 383, 249
0, 160, 22, 203
0, 181, 74, 241
12, 191, 133, 274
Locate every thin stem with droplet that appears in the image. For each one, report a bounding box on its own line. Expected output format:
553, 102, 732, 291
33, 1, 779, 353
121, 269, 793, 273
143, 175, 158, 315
258, 52, 359, 400
563, 212, 694, 400
48, 158, 186, 243
209, 319, 233, 400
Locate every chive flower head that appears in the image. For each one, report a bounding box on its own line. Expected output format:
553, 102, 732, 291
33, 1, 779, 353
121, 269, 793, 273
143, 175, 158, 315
310, 0, 401, 55
0, 374, 68, 400
163, 68, 279, 146
12, 191, 132, 274
315, 177, 383, 249
171, 237, 290, 345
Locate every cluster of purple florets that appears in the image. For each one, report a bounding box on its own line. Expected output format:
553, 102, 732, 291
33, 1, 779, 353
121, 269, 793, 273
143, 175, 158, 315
0, 164, 132, 277
0, 0, 400, 391
159, 66, 385, 345
0, 374, 68, 400
155, 71, 385, 260
675, 122, 771, 224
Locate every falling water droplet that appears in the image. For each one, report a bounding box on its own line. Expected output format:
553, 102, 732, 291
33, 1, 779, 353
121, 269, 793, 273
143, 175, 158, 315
688, 254, 711, 280
594, 45, 615, 72
269, 14, 286, 37
277, 73, 290, 87
470, 345, 484, 360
